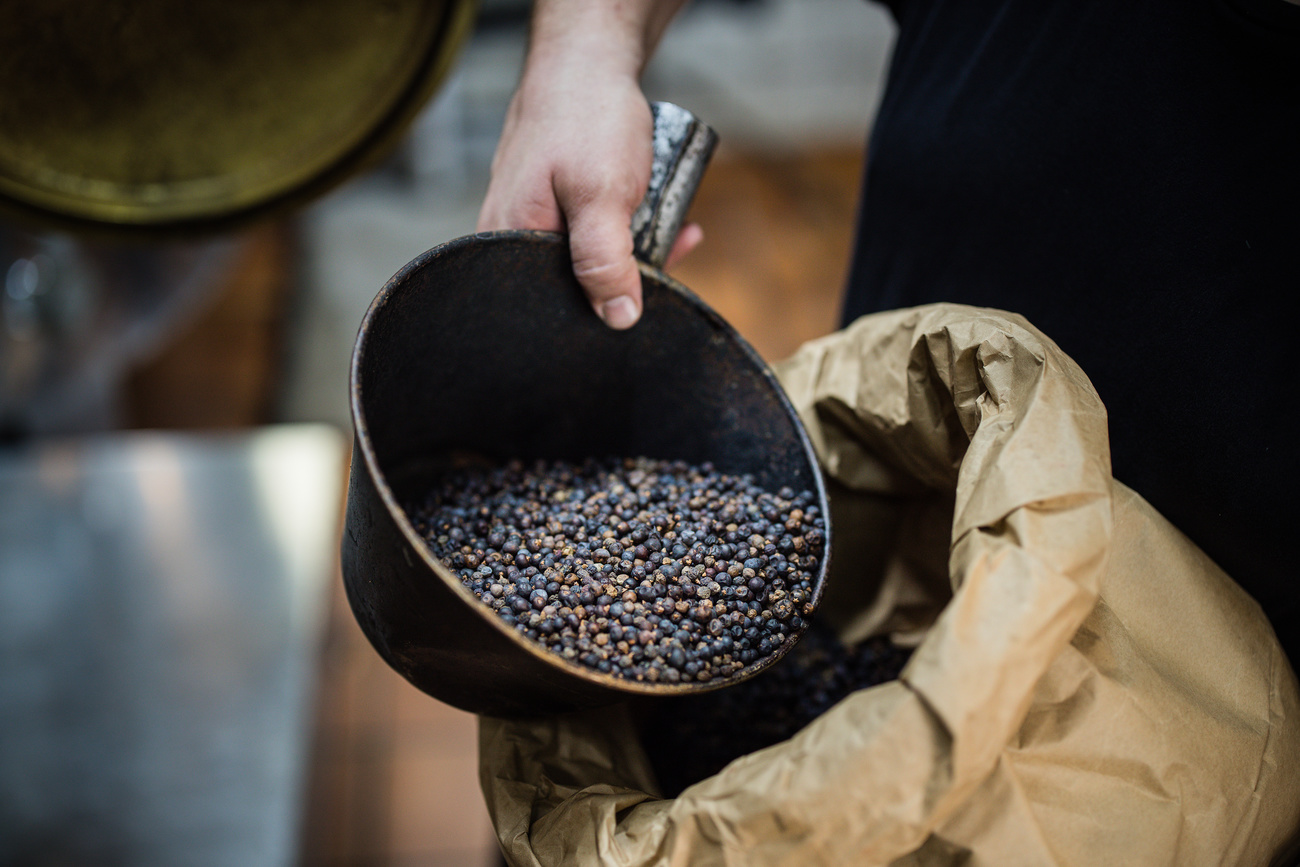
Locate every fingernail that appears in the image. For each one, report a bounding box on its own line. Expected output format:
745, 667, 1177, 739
598, 296, 639, 329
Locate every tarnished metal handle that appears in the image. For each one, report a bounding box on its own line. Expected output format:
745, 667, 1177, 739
630, 102, 719, 269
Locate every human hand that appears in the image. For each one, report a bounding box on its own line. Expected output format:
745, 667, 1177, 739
475, 1, 698, 330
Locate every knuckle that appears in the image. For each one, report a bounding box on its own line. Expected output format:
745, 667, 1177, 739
557, 164, 645, 211
571, 255, 634, 293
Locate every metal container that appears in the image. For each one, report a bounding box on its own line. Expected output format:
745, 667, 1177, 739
0, 0, 475, 234
342, 104, 831, 717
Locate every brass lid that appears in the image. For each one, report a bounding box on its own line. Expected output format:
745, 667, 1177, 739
0, 0, 475, 233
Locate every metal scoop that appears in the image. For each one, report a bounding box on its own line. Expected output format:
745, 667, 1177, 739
341, 103, 831, 717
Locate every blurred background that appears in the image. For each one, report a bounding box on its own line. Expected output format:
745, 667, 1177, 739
0, 0, 895, 864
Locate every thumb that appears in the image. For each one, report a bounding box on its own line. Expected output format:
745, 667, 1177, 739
567, 201, 644, 330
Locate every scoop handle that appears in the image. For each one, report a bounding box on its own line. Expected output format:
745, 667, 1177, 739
630, 102, 719, 269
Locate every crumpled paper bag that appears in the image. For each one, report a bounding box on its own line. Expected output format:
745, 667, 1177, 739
478, 303, 1300, 866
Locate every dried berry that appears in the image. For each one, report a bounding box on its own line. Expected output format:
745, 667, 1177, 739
637, 620, 912, 796
407, 457, 826, 685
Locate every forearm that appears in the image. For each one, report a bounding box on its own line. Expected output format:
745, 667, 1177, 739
524, 0, 689, 84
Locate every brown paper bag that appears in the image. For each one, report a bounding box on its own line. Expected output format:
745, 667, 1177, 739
478, 304, 1300, 866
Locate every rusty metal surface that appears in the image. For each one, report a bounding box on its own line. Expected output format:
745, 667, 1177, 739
631, 103, 718, 268
343, 231, 831, 718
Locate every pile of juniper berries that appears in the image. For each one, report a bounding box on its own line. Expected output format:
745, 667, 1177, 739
409, 456, 826, 684
637, 620, 913, 796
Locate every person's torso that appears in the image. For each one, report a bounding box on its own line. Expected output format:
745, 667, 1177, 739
844, 0, 1300, 656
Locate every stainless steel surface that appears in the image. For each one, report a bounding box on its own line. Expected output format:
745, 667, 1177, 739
0, 425, 345, 866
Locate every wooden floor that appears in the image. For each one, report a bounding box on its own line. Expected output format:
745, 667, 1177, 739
121, 145, 865, 866
670, 146, 863, 363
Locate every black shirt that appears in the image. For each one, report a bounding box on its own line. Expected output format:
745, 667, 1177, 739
843, 0, 1300, 660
